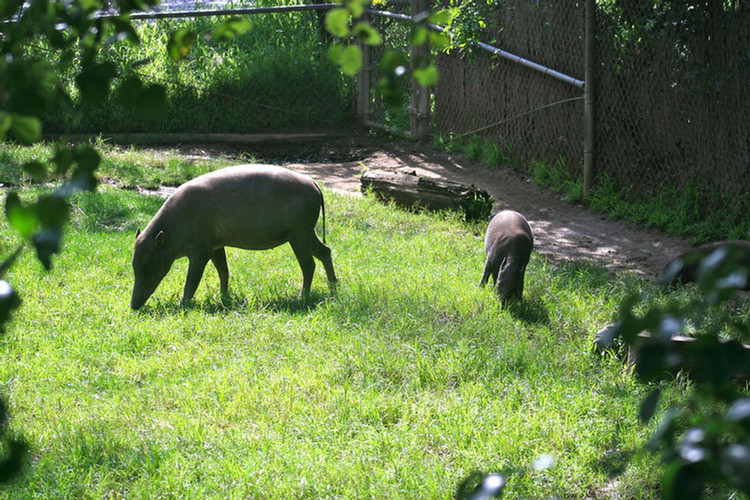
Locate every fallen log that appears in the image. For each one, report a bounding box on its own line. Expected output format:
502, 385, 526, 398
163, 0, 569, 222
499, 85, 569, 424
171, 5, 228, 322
360, 168, 493, 221
593, 324, 750, 383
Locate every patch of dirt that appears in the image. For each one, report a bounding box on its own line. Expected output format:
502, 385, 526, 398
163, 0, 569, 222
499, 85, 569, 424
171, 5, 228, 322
171, 133, 695, 279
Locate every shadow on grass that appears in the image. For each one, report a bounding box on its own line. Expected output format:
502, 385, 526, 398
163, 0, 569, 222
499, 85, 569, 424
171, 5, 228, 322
133, 290, 332, 316
590, 443, 637, 479
547, 260, 624, 292
505, 296, 550, 325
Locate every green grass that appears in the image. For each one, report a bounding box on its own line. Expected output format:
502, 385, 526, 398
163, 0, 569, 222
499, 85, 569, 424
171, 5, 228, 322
0, 147, 691, 499
586, 174, 750, 243
5, 144, 750, 498
0, 140, 235, 190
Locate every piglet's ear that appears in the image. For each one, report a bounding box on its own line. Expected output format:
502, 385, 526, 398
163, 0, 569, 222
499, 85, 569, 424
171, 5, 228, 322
155, 230, 165, 247
136, 228, 141, 239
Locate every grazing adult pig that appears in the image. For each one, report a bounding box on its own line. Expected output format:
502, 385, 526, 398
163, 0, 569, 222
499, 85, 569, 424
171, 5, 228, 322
480, 210, 533, 304
661, 239, 750, 290
130, 165, 337, 309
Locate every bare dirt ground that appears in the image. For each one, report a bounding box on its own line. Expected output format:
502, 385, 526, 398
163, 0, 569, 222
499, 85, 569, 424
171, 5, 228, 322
172, 132, 695, 280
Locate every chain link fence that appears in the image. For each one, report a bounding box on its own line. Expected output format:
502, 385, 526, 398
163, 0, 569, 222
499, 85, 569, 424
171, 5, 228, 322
595, 2, 750, 208
358, 0, 415, 133
78, 0, 750, 214
366, 1, 749, 217
432, 2, 584, 174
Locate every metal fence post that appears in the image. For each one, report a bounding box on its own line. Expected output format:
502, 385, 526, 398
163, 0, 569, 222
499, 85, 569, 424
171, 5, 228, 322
583, 0, 596, 199
410, 0, 430, 141
357, 12, 371, 124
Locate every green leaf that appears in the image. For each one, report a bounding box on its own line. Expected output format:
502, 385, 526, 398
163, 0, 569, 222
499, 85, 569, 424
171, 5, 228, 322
429, 31, 450, 50
36, 194, 70, 230
118, 75, 143, 110
75, 145, 100, 173
325, 8, 351, 38
52, 145, 75, 175
78, 0, 104, 12
639, 388, 661, 423
213, 17, 252, 42
67, 145, 100, 192
352, 22, 382, 46
346, 0, 365, 18
1, 0, 24, 19
327, 43, 345, 65
10, 115, 41, 145
647, 408, 678, 452
410, 26, 429, 46
23, 161, 47, 181
167, 28, 197, 62
69, 167, 99, 192
118, 77, 166, 120
110, 18, 140, 44
413, 64, 439, 86
339, 45, 362, 76
5, 193, 37, 240
428, 9, 453, 26
379, 49, 408, 74
635, 341, 669, 382
76, 61, 116, 104
662, 462, 705, 500
32, 229, 62, 271
0, 438, 27, 482
377, 77, 404, 106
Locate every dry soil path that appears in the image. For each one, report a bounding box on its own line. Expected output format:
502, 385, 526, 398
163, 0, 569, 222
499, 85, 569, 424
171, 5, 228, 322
276, 139, 695, 279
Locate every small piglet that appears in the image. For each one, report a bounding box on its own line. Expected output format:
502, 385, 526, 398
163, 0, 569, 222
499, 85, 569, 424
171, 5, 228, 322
131, 165, 337, 309
480, 210, 533, 304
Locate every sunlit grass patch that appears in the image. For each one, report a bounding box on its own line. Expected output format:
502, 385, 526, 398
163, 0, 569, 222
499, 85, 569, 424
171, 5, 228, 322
0, 176, 684, 499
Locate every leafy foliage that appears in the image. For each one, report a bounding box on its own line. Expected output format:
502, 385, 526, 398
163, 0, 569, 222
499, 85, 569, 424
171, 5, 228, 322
439, 0, 487, 58
600, 0, 746, 93
324, 0, 450, 102
598, 243, 750, 499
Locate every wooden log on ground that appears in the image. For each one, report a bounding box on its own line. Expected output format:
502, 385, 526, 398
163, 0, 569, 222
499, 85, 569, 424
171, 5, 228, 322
360, 168, 493, 220
593, 324, 750, 383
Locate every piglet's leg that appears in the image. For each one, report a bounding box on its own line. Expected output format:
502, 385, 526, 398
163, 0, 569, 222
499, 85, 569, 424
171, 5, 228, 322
479, 259, 494, 287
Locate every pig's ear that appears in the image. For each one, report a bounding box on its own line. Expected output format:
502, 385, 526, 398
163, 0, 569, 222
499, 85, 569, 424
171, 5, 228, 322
136, 228, 141, 239
155, 230, 165, 247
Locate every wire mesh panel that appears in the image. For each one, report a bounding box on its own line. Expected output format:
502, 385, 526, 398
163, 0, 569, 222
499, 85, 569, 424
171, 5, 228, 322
595, 2, 750, 208
427, 0, 749, 216
433, 1, 585, 175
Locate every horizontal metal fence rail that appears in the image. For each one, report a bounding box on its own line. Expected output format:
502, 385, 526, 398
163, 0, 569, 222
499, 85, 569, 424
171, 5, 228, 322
365, 8, 584, 89
99, 3, 338, 20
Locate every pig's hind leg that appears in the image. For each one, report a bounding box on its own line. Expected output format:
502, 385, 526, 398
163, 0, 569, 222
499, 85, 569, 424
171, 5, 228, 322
480, 254, 499, 288
310, 234, 337, 289
289, 236, 316, 297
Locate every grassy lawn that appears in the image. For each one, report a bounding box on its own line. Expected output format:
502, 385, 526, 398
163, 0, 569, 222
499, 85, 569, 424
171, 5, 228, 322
0, 145, 692, 498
